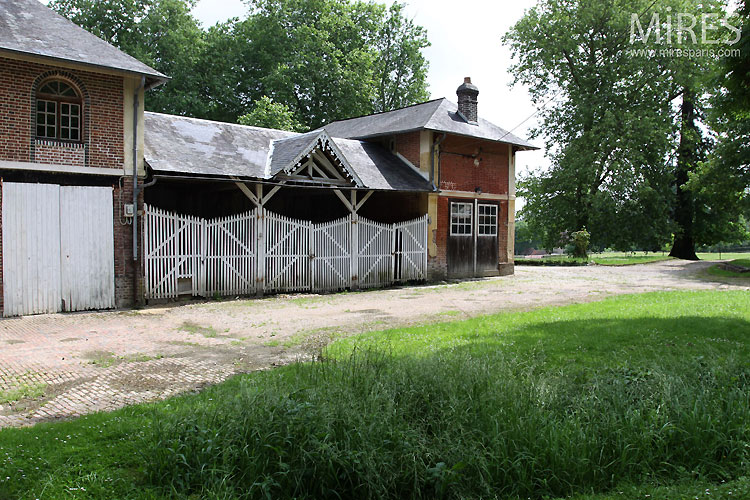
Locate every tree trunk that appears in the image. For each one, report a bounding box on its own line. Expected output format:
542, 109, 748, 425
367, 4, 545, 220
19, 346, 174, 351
669, 87, 699, 261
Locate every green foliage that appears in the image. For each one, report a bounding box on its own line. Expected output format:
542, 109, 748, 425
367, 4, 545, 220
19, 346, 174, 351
506, 0, 737, 255
513, 218, 543, 254
237, 96, 305, 132
567, 227, 590, 258
50, 0, 430, 129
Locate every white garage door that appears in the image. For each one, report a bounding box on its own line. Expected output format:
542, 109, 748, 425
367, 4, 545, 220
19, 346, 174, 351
2, 182, 114, 317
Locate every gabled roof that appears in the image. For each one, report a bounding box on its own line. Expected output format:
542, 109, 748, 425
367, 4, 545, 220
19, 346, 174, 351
0, 0, 167, 83
143, 112, 433, 192
323, 98, 538, 150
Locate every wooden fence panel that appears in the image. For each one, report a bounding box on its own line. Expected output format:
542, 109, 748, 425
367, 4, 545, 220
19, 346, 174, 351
205, 210, 256, 297
144, 205, 428, 299
394, 214, 429, 282
263, 211, 311, 293
357, 216, 394, 289
311, 216, 351, 292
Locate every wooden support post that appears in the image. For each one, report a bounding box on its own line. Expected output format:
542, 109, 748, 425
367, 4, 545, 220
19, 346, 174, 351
350, 191, 358, 290
200, 218, 207, 296
256, 184, 265, 296
473, 197, 478, 276
234, 180, 260, 206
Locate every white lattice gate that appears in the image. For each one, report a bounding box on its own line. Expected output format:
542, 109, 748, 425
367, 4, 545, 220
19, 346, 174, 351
394, 215, 429, 282
144, 205, 428, 299
204, 211, 256, 297
264, 211, 311, 293
311, 216, 351, 292
357, 217, 394, 289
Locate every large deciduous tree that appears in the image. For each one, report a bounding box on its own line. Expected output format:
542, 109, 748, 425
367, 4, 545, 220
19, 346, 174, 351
505, 0, 737, 256
50, 0, 431, 130
50, 0, 209, 117
693, 0, 750, 246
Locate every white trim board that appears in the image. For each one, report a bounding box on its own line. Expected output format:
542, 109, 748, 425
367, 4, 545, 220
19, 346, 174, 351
0, 160, 125, 177
439, 190, 515, 201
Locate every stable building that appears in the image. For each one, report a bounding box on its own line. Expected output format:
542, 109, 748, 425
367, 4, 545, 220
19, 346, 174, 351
0, 0, 537, 317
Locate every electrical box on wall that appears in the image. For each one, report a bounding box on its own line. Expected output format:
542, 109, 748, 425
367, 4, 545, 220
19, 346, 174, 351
123, 203, 135, 217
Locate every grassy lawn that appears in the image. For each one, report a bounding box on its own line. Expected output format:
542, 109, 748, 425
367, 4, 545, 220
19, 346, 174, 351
516, 251, 750, 266
706, 258, 750, 279
698, 252, 750, 261
515, 252, 673, 266
1, 291, 749, 499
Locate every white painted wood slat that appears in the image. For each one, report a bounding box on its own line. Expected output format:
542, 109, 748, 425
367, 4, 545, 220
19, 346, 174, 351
143, 205, 428, 299
60, 186, 115, 311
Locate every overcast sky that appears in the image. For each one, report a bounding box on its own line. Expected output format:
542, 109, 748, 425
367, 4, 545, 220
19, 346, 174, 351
191, 0, 548, 180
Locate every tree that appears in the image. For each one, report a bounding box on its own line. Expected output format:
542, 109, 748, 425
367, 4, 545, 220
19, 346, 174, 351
692, 0, 750, 246
238, 96, 305, 132
372, 2, 430, 112
51, 0, 431, 129
506, 0, 677, 252
506, 0, 731, 257
228, 0, 431, 129
50, 0, 210, 117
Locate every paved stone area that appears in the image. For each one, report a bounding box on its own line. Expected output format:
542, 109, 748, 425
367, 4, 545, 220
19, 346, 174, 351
1, 260, 747, 428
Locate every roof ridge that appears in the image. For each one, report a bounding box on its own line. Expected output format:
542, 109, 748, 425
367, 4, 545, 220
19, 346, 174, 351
324, 98, 445, 127
144, 111, 301, 136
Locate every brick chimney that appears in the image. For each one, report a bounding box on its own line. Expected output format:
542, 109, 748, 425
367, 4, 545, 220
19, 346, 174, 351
456, 77, 479, 124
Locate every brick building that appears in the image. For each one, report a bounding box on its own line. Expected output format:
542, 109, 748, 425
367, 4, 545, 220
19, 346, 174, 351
0, 0, 167, 316
0, 0, 536, 317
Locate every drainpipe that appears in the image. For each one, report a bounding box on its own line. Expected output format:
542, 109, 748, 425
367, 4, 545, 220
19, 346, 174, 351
430, 133, 446, 190
132, 76, 145, 305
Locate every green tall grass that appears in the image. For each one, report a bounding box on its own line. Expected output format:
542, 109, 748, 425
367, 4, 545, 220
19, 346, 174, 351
2, 291, 749, 500
146, 344, 750, 498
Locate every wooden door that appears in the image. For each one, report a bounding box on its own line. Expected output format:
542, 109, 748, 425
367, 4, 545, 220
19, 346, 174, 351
475, 202, 499, 275
447, 200, 474, 277
2, 182, 62, 316
2, 182, 115, 316
60, 186, 115, 311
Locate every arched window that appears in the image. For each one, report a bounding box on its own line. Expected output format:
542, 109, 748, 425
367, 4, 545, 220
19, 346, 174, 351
36, 80, 82, 142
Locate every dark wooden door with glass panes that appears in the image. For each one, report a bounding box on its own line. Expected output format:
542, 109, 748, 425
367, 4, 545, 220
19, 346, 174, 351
475, 202, 499, 274
447, 200, 499, 277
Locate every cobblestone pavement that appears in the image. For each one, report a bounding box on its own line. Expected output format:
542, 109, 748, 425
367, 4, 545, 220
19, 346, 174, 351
1, 260, 747, 428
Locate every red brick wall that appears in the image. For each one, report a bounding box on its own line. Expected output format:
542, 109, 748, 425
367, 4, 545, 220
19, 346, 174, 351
0, 56, 137, 314
0, 55, 124, 169
438, 135, 509, 195
113, 180, 144, 308
393, 131, 421, 169
34, 140, 86, 166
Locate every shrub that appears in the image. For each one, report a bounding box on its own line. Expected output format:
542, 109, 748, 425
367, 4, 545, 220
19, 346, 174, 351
566, 227, 591, 259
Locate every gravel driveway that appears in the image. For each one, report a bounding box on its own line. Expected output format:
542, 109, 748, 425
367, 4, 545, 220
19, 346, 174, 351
1, 259, 747, 427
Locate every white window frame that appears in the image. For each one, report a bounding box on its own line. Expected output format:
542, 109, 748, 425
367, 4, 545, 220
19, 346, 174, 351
36, 99, 57, 139
450, 202, 473, 236
477, 203, 498, 237
59, 103, 81, 141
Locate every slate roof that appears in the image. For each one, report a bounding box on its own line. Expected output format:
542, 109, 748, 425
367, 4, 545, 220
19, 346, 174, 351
0, 0, 167, 83
323, 98, 538, 150
144, 112, 433, 192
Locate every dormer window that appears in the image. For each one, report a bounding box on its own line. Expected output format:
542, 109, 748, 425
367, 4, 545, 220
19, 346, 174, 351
36, 80, 82, 142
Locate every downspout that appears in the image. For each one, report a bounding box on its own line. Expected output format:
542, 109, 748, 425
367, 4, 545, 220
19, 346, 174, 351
429, 133, 446, 190
132, 76, 145, 306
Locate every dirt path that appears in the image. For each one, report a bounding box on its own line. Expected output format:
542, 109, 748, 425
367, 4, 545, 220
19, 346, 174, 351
1, 260, 747, 427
